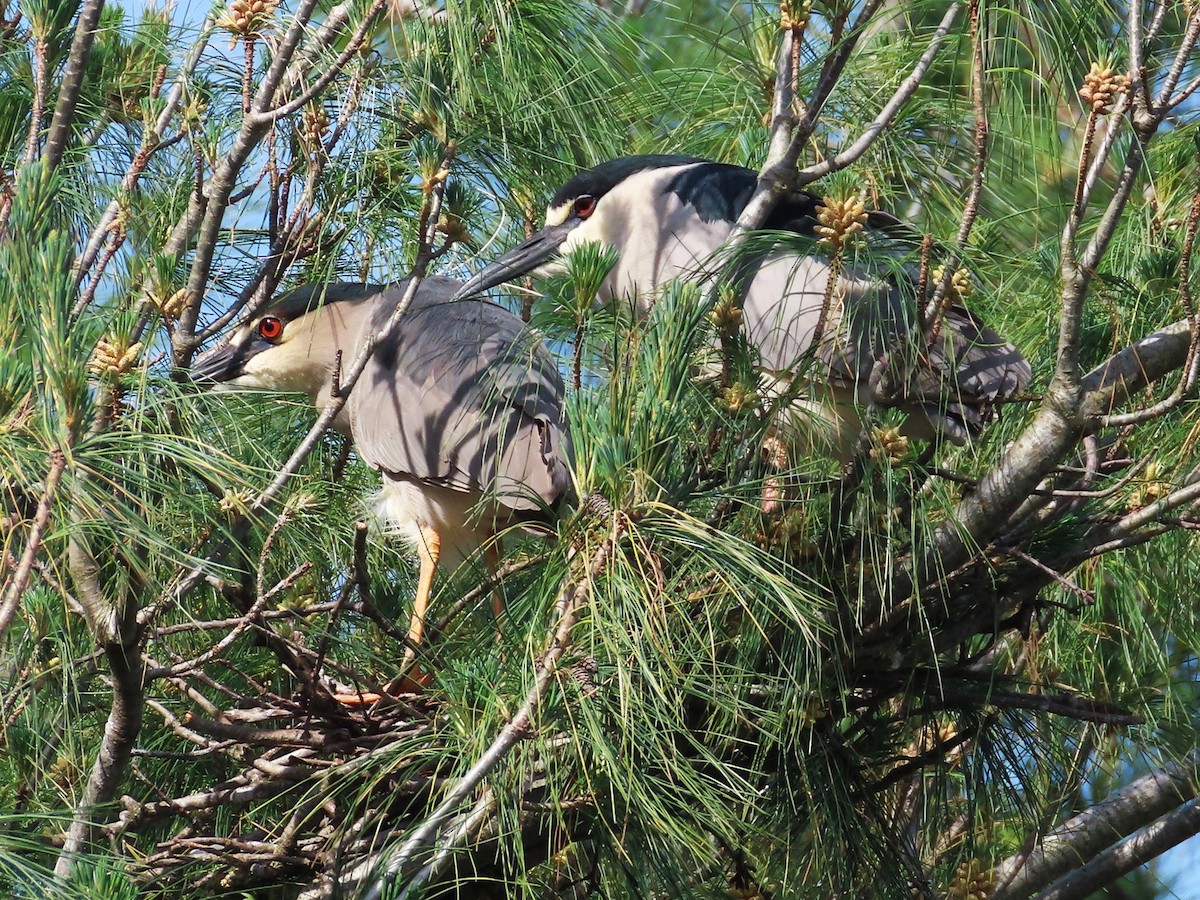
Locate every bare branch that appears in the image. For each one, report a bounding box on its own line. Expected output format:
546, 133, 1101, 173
730, 0, 889, 239
1156, 11, 1200, 107
248, 0, 387, 125
0, 447, 66, 641
992, 750, 1199, 899
924, 0, 986, 328
1037, 799, 1200, 900
795, 3, 963, 186
42, 0, 106, 173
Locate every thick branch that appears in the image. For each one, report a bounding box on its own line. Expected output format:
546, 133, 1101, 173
1035, 799, 1200, 900
42, 0, 106, 172
55, 536, 145, 877
730, 0, 887, 239
991, 750, 1199, 899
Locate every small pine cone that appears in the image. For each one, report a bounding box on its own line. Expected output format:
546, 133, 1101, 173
710, 295, 744, 334
932, 265, 973, 302
869, 425, 909, 464
1128, 461, 1170, 509
436, 212, 470, 245
946, 859, 995, 900
302, 105, 330, 149
284, 492, 317, 514
151, 287, 190, 320
796, 694, 826, 725
88, 337, 142, 378
815, 194, 867, 250
218, 489, 254, 516
780, 0, 811, 30
1079, 63, 1130, 114
720, 381, 759, 414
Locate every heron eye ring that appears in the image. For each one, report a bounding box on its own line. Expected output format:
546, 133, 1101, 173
257, 316, 283, 341
573, 195, 596, 219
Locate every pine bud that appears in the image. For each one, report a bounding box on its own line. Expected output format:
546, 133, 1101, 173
150, 287, 190, 320
218, 489, 254, 515
869, 425, 909, 464
1079, 63, 1130, 114
780, 0, 811, 30
720, 381, 759, 414
88, 337, 142, 378
815, 194, 867, 250
710, 295, 744, 335
932, 265, 973, 302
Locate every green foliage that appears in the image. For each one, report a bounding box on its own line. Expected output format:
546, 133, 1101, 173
0, 0, 1198, 897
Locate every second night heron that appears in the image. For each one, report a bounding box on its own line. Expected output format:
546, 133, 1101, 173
454, 155, 1031, 454
193, 277, 573, 687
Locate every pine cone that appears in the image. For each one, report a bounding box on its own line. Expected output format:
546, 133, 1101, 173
88, 337, 142, 378
815, 194, 867, 250
870, 426, 909, 464
1079, 63, 1130, 114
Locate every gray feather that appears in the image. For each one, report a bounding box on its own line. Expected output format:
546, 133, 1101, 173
349, 278, 572, 518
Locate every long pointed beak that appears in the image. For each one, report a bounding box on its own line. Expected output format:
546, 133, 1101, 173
452, 221, 577, 301
190, 342, 247, 384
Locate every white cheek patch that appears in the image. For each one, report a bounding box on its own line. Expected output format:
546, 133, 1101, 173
560, 218, 613, 257
544, 202, 571, 227
239, 343, 318, 394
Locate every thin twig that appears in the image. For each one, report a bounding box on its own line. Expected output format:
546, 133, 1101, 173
0, 447, 66, 641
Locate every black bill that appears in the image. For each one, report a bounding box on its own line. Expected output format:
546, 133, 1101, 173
190, 342, 249, 383
451, 220, 577, 301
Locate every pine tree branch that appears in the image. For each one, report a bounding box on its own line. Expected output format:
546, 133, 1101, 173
991, 749, 1200, 899
248, 0, 386, 125
54, 534, 145, 878
0, 446, 65, 642
42, 0, 106, 173
794, 2, 963, 186
1035, 799, 1200, 900
70, 27, 213, 310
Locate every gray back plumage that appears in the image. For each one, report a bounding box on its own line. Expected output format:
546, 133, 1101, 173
584, 160, 1031, 441
349, 278, 572, 518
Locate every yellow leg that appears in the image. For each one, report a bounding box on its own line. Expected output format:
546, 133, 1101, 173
485, 537, 504, 624
332, 526, 440, 705
404, 525, 441, 665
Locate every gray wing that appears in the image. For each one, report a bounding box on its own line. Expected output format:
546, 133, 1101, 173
739, 239, 1030, 442
892, 302, 1033, 442
348, 277, 572, 517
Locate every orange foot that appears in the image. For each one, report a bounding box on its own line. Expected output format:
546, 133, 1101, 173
330, 667, 432, 705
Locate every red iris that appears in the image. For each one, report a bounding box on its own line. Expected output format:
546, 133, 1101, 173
257, 316, 283, 341
573, 194, 596, 219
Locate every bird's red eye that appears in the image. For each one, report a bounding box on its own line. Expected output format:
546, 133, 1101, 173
257, 316, 283, 341
573, 194, 597, 219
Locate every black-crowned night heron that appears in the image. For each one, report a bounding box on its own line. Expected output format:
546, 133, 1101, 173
453, 155, 1030, 456
193, 277, 572, 692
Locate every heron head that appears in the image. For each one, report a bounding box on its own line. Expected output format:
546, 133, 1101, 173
191, 285, 375, 399
452, 155, 706, 301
